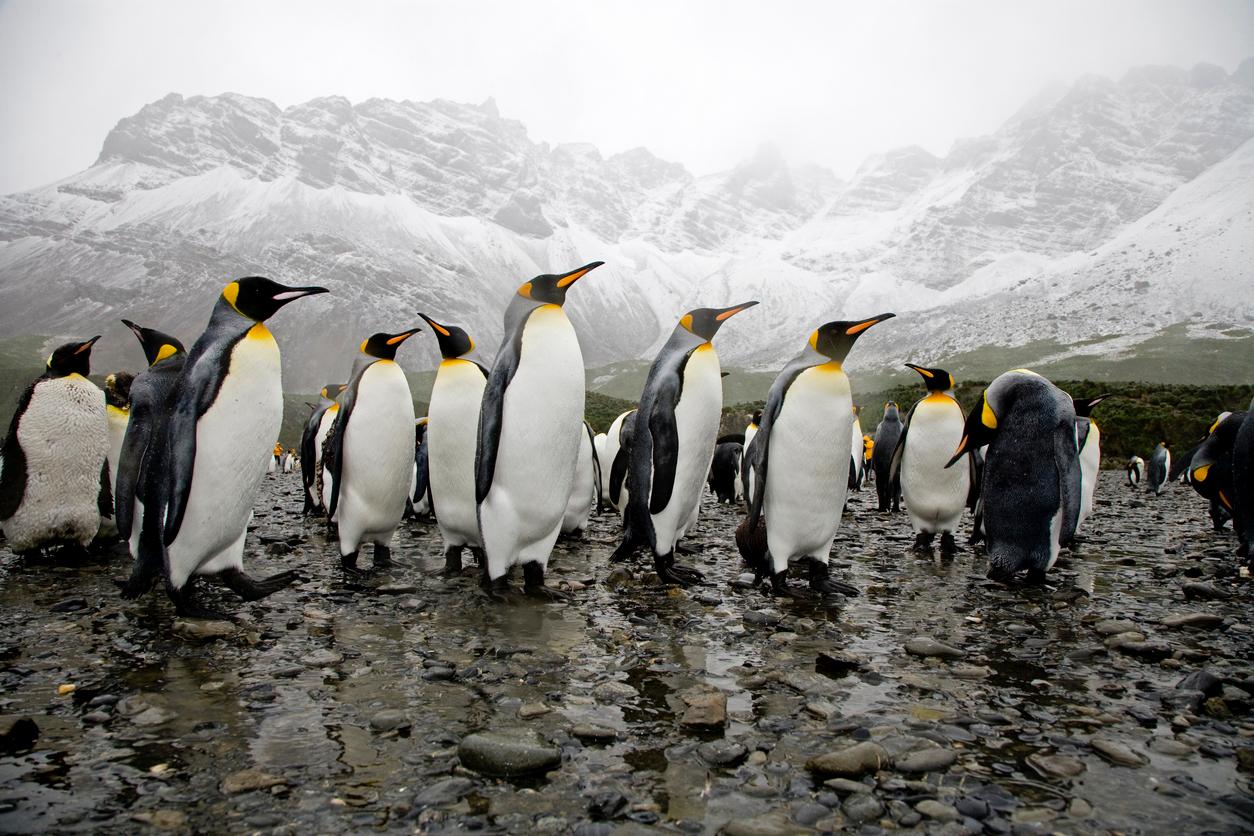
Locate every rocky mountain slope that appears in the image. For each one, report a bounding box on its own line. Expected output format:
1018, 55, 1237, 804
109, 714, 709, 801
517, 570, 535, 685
0, 60, 1251, 389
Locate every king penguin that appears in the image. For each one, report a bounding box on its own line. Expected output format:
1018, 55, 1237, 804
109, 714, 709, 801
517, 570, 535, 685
153, 277, 327, 618
413, 418, 432, 517
1127, 456, 1145, 487
872, 402, 903, 512
1176, 411, 1246, 537
593, 432, 608, 501
115, 320, 187, 597
891, 364, 973, 554
604, 409, 635, 513
740, 314, 894, 596
1072, 394, 1110, 535
419, 313, 489, 574
945, 369, 1081, 583
1148, 443, 1171, 496
299, 384, 344, 515
0, 337, 110, 556
610, 302, 759, 585
561, 421, 602, 536
1232, 395, 1254, 564
848, 406, 865, 491
741, 410, 763, 504
476, 261, 603, 598
98, 371, 134, 540
324, 328, 422, 574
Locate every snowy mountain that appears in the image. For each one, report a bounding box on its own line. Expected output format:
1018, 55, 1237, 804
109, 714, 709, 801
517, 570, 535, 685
1, 59, 1252, 390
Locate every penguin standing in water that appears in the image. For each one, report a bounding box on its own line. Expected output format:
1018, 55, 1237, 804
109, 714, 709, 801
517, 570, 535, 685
740, 314, 894, 596
98, 372, 134, 540
1148, 443, 1171, 496
299, 384, 344, 514
148, 278, 327, 618
1127, 456, 1145, 487
419, 313, 488, 573
891, 364, 972, 554
945, 369, 1081, 583
1072, 395, 1109, 534
848, 406, 865, 491
0, 338, 110, 556
1175, 411, 1246, 536
611, 302, 759, 585
115, 321, 187, 597
872, 402, 903, 511
324, 329, 422, 574
1232, 396, 1254, 563
476, 262, 603, 598
603, 409, 634, 511
562, 422, 602, 536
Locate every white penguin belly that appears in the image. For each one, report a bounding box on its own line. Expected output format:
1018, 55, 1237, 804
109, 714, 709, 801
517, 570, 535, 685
563, 428, 596, 534
763, 366, 852, 568
315, 406, 338, 513
167, 329, 281, 587
3, 376, 108, 551
900, 397, 970, 533
1077, 424, 1100, 527
604, 411, 629, 510
337, 361, 416, 551
850, 420, 863, 479
428, 359, 486, 548
98, 406, 129, 537
480, 306, 583, 574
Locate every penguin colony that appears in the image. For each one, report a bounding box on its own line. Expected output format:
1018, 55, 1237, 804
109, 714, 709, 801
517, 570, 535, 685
1, 266, 1251, 624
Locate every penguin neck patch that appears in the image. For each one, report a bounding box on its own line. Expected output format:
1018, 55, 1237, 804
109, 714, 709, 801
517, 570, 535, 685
246, 323, 274, 342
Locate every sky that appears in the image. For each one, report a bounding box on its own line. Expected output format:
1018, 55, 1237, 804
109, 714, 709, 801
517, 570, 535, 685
0, 0, 1251, 194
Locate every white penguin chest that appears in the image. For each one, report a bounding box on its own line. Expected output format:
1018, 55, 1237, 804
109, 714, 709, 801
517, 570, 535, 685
765, 365, 852, 506
900, 395, 970, 525
342, 361, 415, 496
664, 344, 723, 498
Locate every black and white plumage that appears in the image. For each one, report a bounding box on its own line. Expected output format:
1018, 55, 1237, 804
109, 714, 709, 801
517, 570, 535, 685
872, 402, 903, 512
1147, 443, 1172, 495
1126, 455, 1145, 487
1233, 395, 1254, 564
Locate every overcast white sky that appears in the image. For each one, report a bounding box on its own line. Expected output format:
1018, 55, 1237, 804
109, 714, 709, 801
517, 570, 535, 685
0, 0, 1251, 194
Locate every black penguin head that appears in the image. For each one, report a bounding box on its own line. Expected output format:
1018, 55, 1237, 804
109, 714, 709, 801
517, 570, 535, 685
906, 363, 955, 393
222, 277, 329, 322
883, 401, 900, 420
751, 410, 763, 426
516, 262, 604, 306
945, 386, 1004, 468
808, 313, 896, 363
122, 319, 185, 366
418, 313, 475, 359
104, 372, 134, 409
1072, 394, 1110, 418
360, 328, 422, 360
678, 301, 759, 341
46, 336, 100, 377
320, 382, 347, 401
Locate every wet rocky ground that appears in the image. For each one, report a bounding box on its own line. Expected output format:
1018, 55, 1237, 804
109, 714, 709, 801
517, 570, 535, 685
0, 473, 1251, 835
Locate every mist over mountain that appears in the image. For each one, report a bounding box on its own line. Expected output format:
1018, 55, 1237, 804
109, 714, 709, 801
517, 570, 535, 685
1, 59, 1252, 389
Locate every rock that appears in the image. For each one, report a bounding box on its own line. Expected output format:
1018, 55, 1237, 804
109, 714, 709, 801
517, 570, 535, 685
1176, 670, 1223, 697
1094, 619, 1139, 635
1104, 631, 1147, 648
592, 681, 637, 704
458, 729, 561, 777
131, 707, 176, 726
1090, 737, 1148, 767
172, 620, 236, 641
376, 583, 418, 594
1149, 738, 1193, 757
587, 790, 628, 821
1161, 612, 1224, 630
904, 637, 964, 659
412, 777, 474, 808
1237, 748, 1254, 771
0, 717, 39, 753
1069, 798, 1093, 818
893, 747, 956, 773
518, 702, 550, 719
723, 811, 808, 836
806, 742, 890, 777
1160, 689, 1205, 713
824, 778, 871, 795
915, 799, 959, 821
221, 769, 288, 794
369, 709, 410, 732
1182, 582, 1230, 600
131, 810, 187, 829
841, 793, 885, 823
300, 648, 343, 667
956, 796, 990, 820
1026, 752, 1085, 779
792, 803, 829, 826
679, 689, 727, 729
570, 724, 618, 743
816, 650, 865, 677
50, 597, 88, 613
698, 740, 747, 767
1116, 640, 1174, 661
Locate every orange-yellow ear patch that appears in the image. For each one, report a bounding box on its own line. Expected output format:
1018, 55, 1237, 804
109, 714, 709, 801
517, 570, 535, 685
680, 314, 694, 332
359, 339, 369, 352
518, 282, 533, 298
808, 330, 819, 349
223, 281, 240, 310
155, 344, 178, 363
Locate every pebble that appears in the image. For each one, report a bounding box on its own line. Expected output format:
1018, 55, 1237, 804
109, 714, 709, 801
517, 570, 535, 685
1094, 619, 1140, 635
915, 799, 959, 821
1026, 752, 1085, 779
1161, 612, 1224, 630
806, 741, 890, 777
904, 637, 965, 659
457, 729, 561, 777
956, 797, 990, 820
220, 769, 288, 795
815, 650, 866, 676
172, 620, 236, 641
570, 724, 618, 743
1149, 738, 1194, 757
592, 681, 637, 703
412, 777, 475, 808
1091, 737, 1149, 767
369, 709, 410, 732
697, 739, 747, 766
679, 689, 727, 729
300, 648, 343, 667
518, 702, 550, 719
823, 778, 871, 795
842, 793, 885, 823
894, 747, 956, 773
1181, 582, 1229, 600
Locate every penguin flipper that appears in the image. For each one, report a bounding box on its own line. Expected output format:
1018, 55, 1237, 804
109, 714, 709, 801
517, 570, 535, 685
888, 406, 912, 492
965, 452, 981, 511
114, 402, 150, 539
746, 364, 804, 532
0, 380, 38, 520
475, 331, 523, 505
646, 385, 681, 516
1168, 441, 1199, 482
1056, 429, 1083, 548
98, 460, 113, 519
299, 409, 322, 494
586, 422, 604, 515
413, 442, 430, 504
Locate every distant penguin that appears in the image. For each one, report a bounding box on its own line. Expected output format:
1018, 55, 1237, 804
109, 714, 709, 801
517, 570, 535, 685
891, 364, 972, 554
562, 422, 602, 536
0, 337, 110, 555
476, 262, 604, 597
299, 383, 344, 515
945, 369, 1081, 583
115, 320, 187, 598
1148, 443, 1171, 496
1072, 395, 1109, 534
1177, 411, 1246, 538
98, 371, 134, 539
324, 328, 422, 574
593, 432, 608, 501
149, 277, 327, 618
740, 314, 894, 596
848, 406, 865, 491
611, 302, 758, 586
1126, 455, 1145, 487
709, 439, 744, 504
741, 410, 763, 503
419, 313, 489, 574
283, 449, 294, 473
269, 442, 280, 474
1233, 395, 1254, 563
872, 402, 903, 512
604, 409, 634, 512
413, 418, 432, 517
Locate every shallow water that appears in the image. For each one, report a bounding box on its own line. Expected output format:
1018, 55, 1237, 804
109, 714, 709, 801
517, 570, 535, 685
0, 474, 1250, 834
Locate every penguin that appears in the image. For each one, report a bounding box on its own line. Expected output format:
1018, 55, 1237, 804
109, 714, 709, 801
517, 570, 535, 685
709, 437, 744, 504
1072, 395, 1110, 534
890, 364, 972, 554
115, 321, 187, 597
603, 409, 634, 511
561, 421, 602, 536
299, 383, 345, 515
0, 337, 110, 555
593, 432, 608, 502
741, 410, 763, 504
151, 277, 327, 618
610, 302, 759, 585
476, 261, 603, 597
324, 328, 422, 574
741, 314, 894, 596
413, 418, 432, 518
1233, 395, 1254, 564
1176, 411, 1246, 538
847, 406, 865, 491
269, 442, 280, 474
872, 402, 903, 512
316, 391, 344, 518
1147, 442, 1171, 496
419, 313, 489, 574
967, 444, 987, 546
945, 369, 1081, 583
98, 371, 135, 540
283, 448, 295, 473
1126, 455, 1145, 487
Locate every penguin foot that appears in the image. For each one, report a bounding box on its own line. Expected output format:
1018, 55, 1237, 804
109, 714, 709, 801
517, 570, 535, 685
116, 573, 157, 600
169, 579, 235, 622
218, 568, 299, 601
654, 553, 702, 587
340, 552, 372, 577
479, 574, 511, 602
442, 547, 464, 577
610, 538, 638, 564
675, 542, 696, 556
808, 561, 859, 597
523, 563, 568, 600
911, 532, 934, 555
940, 533, 960, 555
373, 544, 402, 570
767, 570, 808, 599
